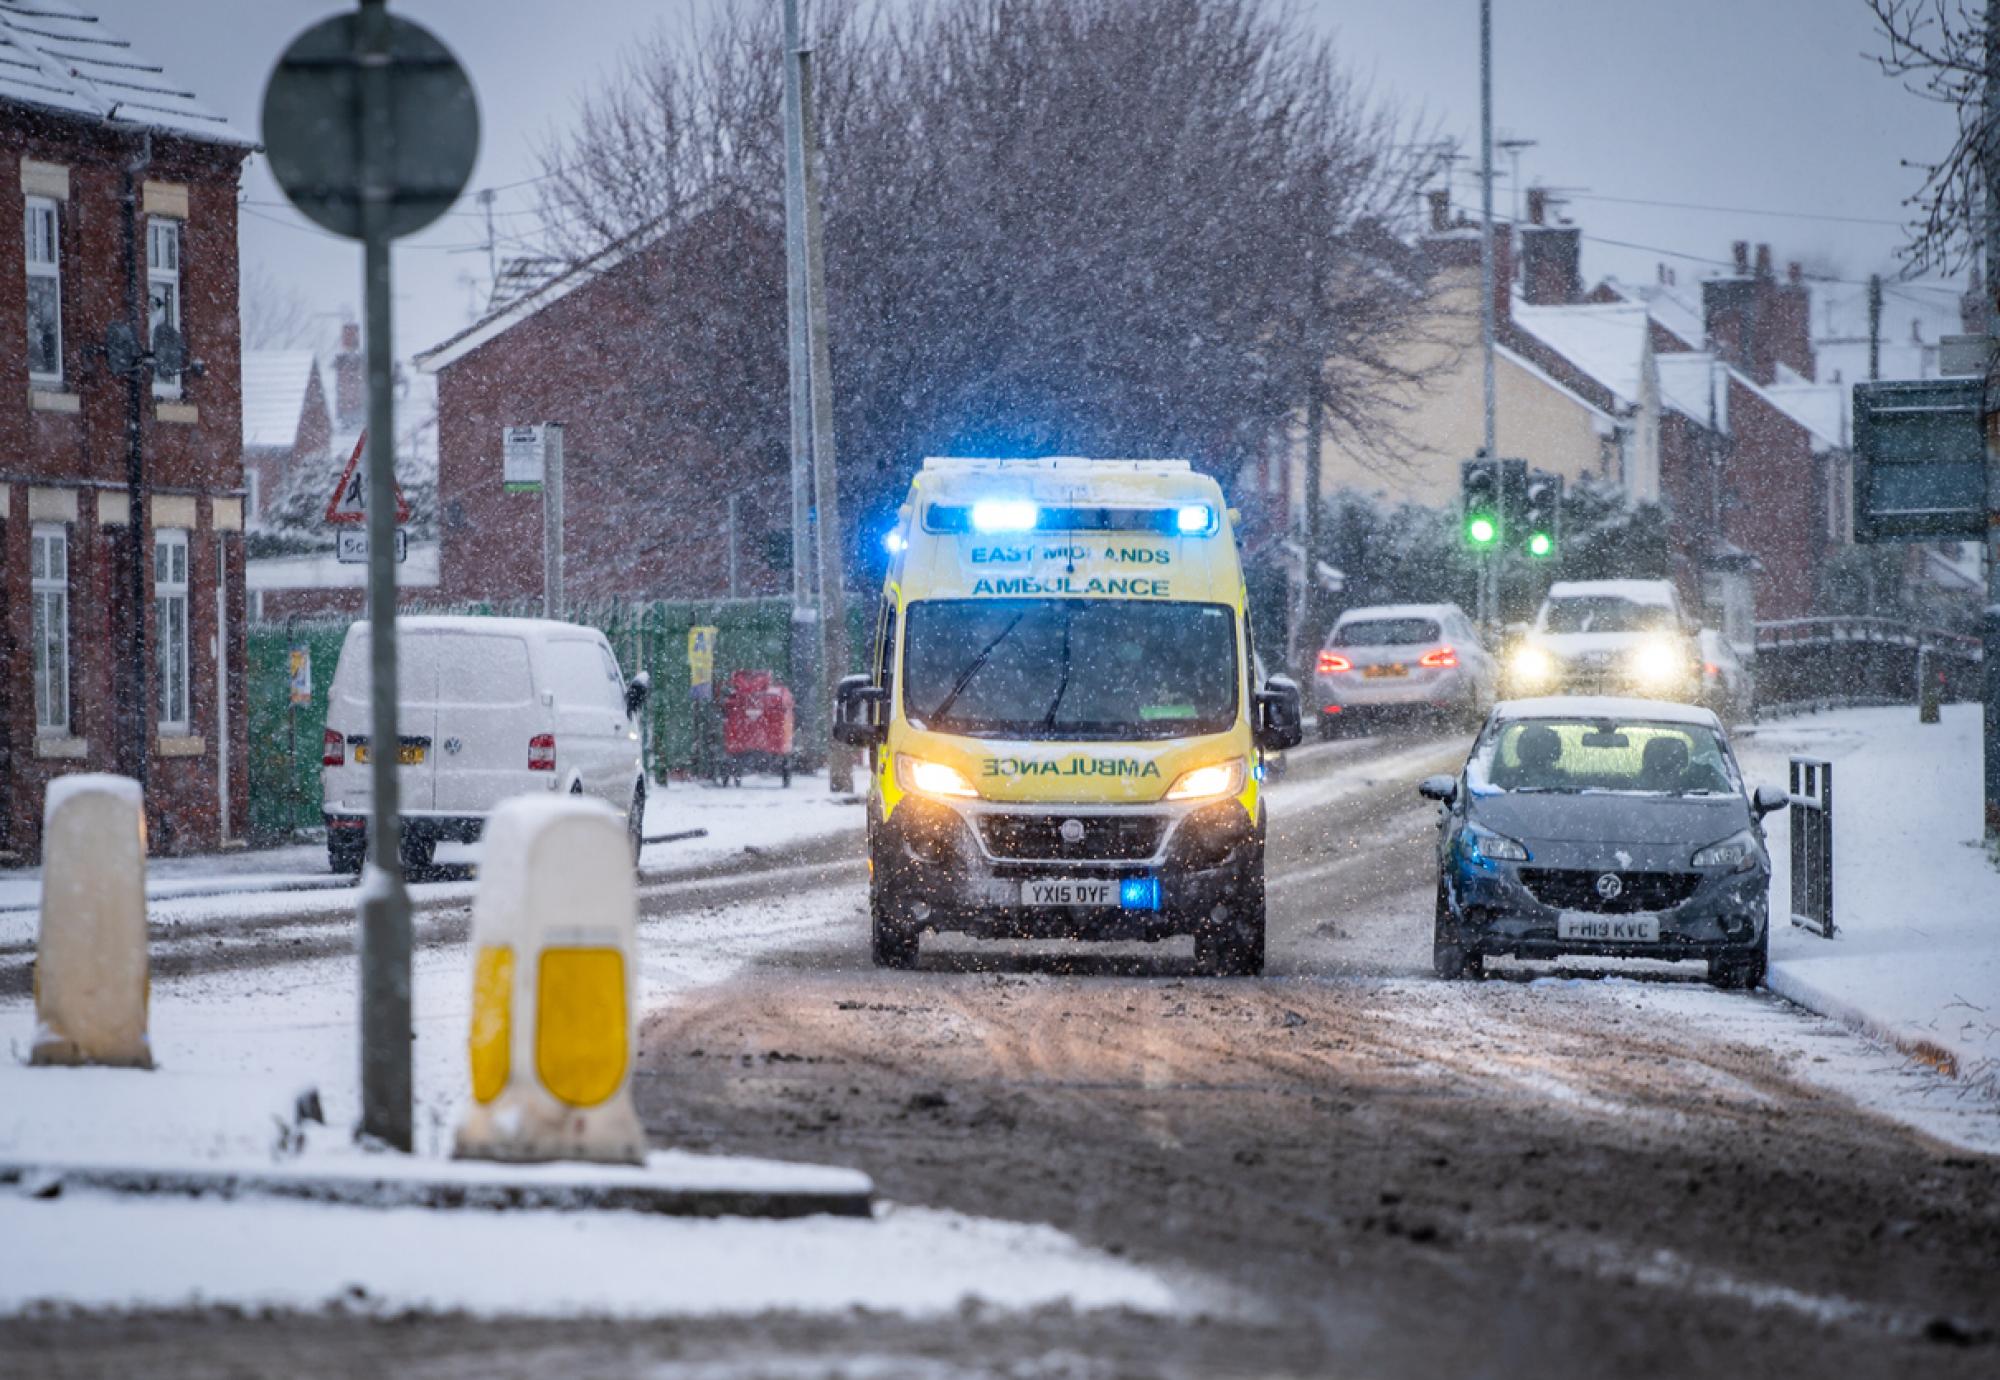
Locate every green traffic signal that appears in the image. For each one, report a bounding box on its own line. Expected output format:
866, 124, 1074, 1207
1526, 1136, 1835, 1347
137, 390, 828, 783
1527, 531, 1553, 557
1467, 515, 1497, 546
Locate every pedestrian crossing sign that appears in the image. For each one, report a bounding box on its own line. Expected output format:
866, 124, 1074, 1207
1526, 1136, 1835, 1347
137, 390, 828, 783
324, 432, 412, 525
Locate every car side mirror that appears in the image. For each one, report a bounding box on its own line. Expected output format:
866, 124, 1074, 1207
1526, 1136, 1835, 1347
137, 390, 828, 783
624, 671, 651, 718
1752, 785, 1788, 818
1417, 774, 1458, 805
1254, 675, 1304, 751
833, 672, 888, 748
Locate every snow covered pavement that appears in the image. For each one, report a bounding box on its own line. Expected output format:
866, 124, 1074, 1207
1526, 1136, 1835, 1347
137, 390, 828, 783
1735, 703, 2000, 1097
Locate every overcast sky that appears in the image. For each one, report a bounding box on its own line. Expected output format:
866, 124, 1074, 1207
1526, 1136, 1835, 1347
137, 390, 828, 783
112, 0, 1962, 366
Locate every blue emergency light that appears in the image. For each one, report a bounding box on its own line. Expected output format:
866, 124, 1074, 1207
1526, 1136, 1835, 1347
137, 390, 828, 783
1175, 504, 1215, 534
971, 500, 1039, 532
883, 528, 907, 554
1119, 876, 1162, 911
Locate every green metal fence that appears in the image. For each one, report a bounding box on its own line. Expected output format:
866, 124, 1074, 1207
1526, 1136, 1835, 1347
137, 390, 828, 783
244, 597, 856, 845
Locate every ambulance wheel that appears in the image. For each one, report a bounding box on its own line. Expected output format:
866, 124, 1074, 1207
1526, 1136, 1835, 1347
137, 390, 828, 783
870, 890, 920, 970
1194, 884, 1265, 977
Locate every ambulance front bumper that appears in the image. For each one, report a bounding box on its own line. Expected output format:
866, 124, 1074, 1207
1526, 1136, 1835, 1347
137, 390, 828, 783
873, 794, 1260, 940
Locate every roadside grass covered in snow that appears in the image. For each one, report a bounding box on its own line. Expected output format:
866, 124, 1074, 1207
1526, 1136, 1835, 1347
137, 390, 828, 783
1733, 704, 2000, 1096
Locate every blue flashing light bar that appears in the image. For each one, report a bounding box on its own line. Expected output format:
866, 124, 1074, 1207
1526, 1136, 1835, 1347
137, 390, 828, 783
883, 528, 907, 554
926, 503, 1218, 536
971, 499, 1040, 533
1175, 504, 1215, 535
1119, 876, 1162, 911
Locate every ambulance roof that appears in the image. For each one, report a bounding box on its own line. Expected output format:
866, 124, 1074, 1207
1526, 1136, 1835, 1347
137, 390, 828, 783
914, 456, 1220, 508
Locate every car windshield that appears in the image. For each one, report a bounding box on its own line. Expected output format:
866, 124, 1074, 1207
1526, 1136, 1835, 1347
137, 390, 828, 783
1333, 617, 1440, 647
1540, 597, 1677, 634
1469, 718, 1742, 797
902, 598, 1238, 740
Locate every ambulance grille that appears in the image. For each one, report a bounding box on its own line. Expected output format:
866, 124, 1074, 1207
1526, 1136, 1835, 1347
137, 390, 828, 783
977, 813, 1165, 861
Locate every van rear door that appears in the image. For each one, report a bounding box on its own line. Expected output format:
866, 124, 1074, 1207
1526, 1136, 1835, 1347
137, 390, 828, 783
430, 631, 537, 816
335, 628, 440, 813
539, 636, 632, 804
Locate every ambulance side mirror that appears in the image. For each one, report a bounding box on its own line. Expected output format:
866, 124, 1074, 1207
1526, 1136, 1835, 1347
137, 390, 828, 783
833, 673, 888, 748
1254, 675, 1304, 751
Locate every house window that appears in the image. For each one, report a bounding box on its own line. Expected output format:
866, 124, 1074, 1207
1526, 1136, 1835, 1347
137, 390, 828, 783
31, 524, 69, 734
155, 529, 190, 732
26, 197, 62, 384
147, 218, 182, 397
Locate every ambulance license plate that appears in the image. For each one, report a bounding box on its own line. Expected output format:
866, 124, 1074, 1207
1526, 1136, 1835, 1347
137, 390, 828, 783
1022, 878, 1115, 907
1557, 913, 1659, 943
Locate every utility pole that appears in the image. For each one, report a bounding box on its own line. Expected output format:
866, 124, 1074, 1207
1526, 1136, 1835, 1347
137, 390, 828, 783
1868, 272, 1882, 382
800, 45, 853, 794
1982, 0, 2000, 841
118, 133, 153, 792
1478, 0, 1501, 631
780, 0, 820, 766
1296, 252, 1327, 676
727, 493, 742, 598
541, 423, 564, 620
1498, 135, 1536, 226
478, 186, 497, 287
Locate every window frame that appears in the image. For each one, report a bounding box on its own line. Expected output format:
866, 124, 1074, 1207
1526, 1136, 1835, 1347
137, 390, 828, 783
31, 523, 70, 735
25, 195, 62, 386
155, 528, 191, 734
147, 216, 183, 399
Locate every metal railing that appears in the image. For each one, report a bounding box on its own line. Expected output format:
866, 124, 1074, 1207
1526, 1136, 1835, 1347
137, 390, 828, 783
1788, 756, 1834, 939
1754, 616, 1981, 714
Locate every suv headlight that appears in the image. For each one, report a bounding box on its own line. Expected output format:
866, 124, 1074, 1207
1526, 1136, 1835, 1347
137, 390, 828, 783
1165, 758, 1246, 802
1692, 828, 1759, 871
1631, 638, 1688, 687
1510, 645, 1555, 686
1461, 822, 1529, 864
895, 754, 979, 800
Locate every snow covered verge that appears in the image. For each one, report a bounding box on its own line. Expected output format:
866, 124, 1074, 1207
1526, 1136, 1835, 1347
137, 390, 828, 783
1734, 703, 2000, 1098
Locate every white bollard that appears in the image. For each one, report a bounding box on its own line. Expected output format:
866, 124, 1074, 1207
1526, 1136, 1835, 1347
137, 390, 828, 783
454, 795, 646, 1164
31, 774, 152, 1068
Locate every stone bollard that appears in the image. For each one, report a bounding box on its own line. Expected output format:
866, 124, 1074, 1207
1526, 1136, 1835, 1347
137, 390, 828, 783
1918, 647, 1941, 725
31, 775, 152, 1068
454, 795, 645, 1164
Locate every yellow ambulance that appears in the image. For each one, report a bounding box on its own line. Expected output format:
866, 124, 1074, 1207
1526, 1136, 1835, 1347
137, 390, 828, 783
835, 457, 1303, 975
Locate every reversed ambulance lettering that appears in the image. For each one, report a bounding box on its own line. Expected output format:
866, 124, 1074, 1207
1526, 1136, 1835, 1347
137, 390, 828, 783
982, 758, 1163, 779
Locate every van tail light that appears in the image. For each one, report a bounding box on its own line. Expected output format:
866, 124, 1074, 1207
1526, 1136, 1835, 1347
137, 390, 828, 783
1419, 647, 1458, 669
528, 733, 556, 771
322, 729, 345, 767
1317, 651, 1352, 674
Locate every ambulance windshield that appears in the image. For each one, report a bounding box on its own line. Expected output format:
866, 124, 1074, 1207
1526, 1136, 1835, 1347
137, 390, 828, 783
903, 599, 1238, 740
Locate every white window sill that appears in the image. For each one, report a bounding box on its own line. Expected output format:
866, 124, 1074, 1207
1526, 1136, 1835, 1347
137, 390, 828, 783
154, 402, 198, 425
29, 388, 79, 413
35, 736, 87, 759
156, 734, 204, 758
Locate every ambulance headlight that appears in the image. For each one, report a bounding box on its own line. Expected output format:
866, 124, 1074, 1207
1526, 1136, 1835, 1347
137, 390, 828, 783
1174, 504, 1215, 535
1164, 758, 1246, 801
896, 754, 980, 800
971, 500, 1038, 532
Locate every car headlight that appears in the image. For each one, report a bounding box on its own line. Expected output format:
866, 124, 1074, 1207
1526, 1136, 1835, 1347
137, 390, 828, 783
895, 754, 979, 800
1510, 645, 1555, 685
1460, 822, 1529, 864
1691, 828, 1759, 871
1164, 758, 1246, 802
1631, 639, 1686, 687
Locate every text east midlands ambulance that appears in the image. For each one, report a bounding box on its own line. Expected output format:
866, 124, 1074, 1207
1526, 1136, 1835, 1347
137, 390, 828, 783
834, 457, 1304, 975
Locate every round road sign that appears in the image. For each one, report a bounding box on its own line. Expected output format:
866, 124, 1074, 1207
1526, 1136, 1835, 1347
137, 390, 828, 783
261, 8, 479, 241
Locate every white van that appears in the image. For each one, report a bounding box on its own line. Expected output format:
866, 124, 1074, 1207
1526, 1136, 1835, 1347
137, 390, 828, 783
321, 616, 650, 872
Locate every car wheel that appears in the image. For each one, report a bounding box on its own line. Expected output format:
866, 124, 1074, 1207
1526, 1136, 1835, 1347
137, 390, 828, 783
869, 888, 920, 970
1708, 932, 1768, 990
328, 833, 365, 876
398, 832, 435, 871
1432, 881, 1484, 981
627, 778, 646, 865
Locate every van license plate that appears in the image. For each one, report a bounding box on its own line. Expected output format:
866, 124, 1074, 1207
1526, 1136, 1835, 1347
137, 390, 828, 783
354, 743, 425, 766
1022, 878, 1114, 907
1557, 914, 1659, 942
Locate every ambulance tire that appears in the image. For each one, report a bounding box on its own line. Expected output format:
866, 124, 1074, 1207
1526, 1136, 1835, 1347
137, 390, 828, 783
1194, 883, 1266, 978
870, 890, 921, 970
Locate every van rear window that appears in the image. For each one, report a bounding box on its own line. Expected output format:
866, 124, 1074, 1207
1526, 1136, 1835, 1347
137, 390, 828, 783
432, 636, 531, 705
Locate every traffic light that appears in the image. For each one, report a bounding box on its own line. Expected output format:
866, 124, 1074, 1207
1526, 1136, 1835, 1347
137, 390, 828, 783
1460, 457, 1501, 549
1521, 469, 1562, 558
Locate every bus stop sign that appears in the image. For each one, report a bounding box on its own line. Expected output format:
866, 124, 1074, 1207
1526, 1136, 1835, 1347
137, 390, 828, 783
1851, 377, 1987, 543
261, 7, 478, 241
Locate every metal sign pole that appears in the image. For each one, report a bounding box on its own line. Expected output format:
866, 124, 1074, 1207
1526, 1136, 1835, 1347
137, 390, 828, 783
543, 423, 565, 620
355, 0, 411, 1151
1984, 0, 2000, 842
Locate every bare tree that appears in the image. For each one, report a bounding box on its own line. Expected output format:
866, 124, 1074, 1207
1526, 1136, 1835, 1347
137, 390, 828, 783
1868, 0, 1990, 272
239, 260, 328, 351
530, 0, 1441, 575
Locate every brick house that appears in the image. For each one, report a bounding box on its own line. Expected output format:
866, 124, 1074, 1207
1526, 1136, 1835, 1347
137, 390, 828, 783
240, 348, 330, 524
0, 5, 253, 859
414, 201, 788, 607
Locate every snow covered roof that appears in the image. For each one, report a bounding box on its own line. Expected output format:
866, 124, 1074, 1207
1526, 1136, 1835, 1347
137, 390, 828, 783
1654, 351, 1725, 431
1602, 275, 1707, 350
1546, 578, 1677, 606
0, 0, 253, 147
1510, 299, 1652, 409
1494, 695, 1722, 730
1335, 602, 1463, 624
1494, 341, 1620, 434
241, 351, 323, 451
1756, 379, 1846, 453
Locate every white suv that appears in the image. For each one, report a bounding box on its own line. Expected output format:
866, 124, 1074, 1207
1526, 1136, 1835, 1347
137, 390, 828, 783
1505, 579, 1700, 702
320, 616, 650, 872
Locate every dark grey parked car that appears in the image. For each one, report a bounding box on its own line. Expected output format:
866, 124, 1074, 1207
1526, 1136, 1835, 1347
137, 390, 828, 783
1418, 696, 1787, 988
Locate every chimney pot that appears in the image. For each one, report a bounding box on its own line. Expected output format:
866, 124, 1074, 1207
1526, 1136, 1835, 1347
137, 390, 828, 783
1732, 241, 1749, 274
1526, 187, 1547, 226
1426, 188, 1452, 234
341, 323, 360, 352
1754, 243, 1772, 278
1787, 261, 1803, 285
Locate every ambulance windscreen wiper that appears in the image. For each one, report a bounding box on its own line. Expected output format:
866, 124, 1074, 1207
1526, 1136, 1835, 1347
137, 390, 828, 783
1040, 604, 1074, 730
926, 611, 1027, 726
